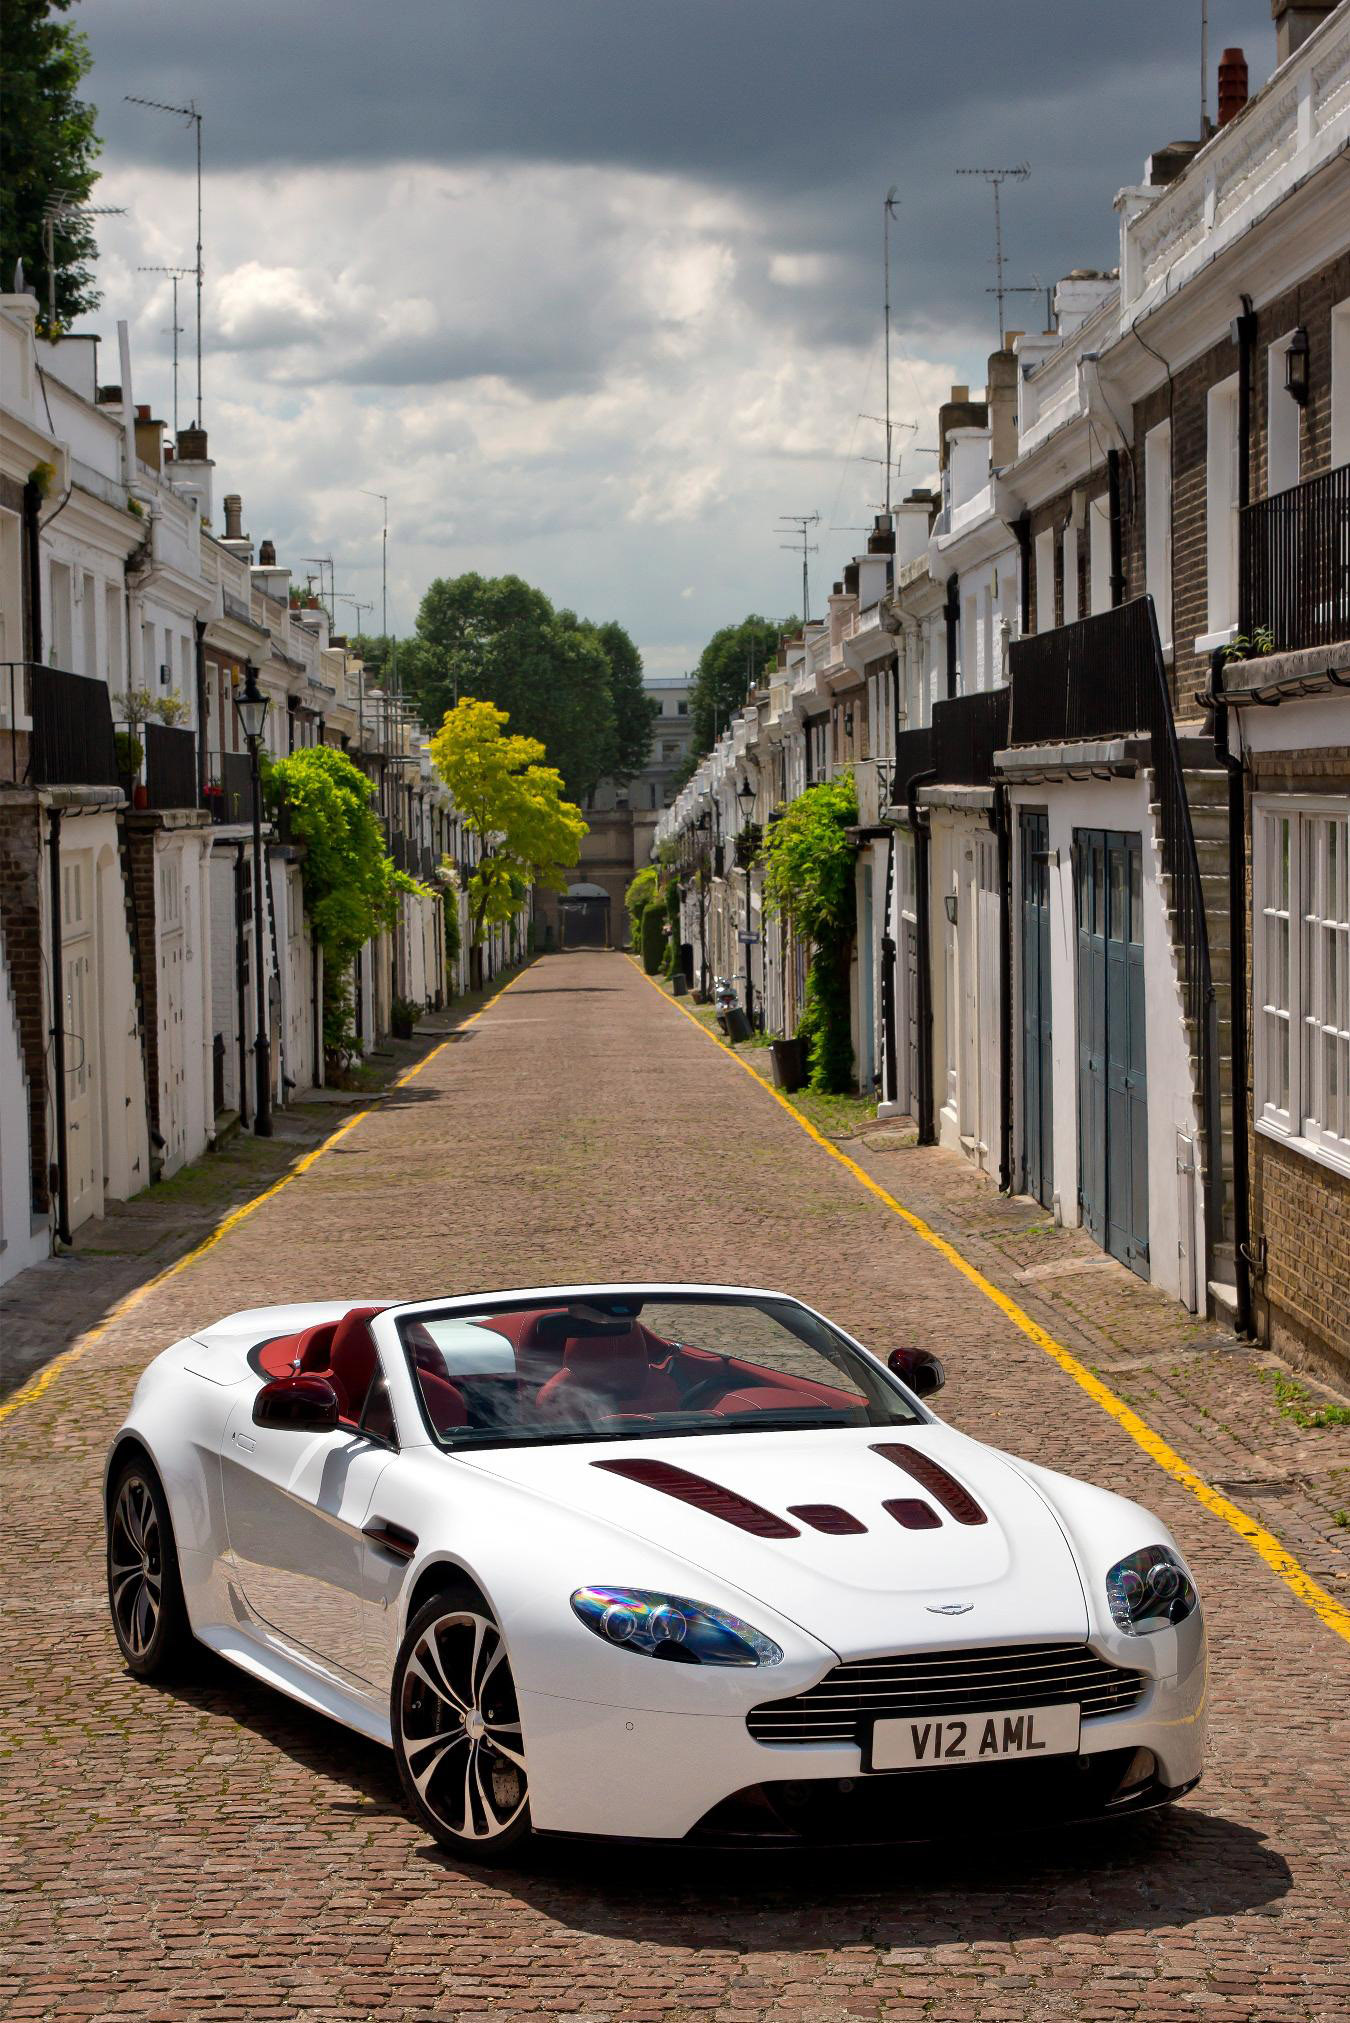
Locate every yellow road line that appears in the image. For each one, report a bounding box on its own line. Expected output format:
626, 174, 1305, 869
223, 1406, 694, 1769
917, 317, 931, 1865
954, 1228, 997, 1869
0, 964, 534, 1429
632, 958, 1350, 1646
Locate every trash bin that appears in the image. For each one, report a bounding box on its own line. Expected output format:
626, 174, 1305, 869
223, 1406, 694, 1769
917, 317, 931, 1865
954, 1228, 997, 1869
725, 1005, 752, 1044
672, 971, 688, 996
769, 1036, 806, 1091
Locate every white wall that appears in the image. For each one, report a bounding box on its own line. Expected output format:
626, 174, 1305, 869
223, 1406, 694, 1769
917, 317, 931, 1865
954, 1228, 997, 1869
0, 959, 46, 1284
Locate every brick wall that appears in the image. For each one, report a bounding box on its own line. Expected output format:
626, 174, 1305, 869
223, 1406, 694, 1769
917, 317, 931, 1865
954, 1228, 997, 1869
1245, 743, 1350, 1379
122, 815, 161, 1144
0, 796, 49, 1212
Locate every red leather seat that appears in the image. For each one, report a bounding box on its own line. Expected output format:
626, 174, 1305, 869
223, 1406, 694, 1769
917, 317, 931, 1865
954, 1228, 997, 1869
536, 1331, 682, 1421
326, 1305, 386, 1421
417, 1368, 469, 1434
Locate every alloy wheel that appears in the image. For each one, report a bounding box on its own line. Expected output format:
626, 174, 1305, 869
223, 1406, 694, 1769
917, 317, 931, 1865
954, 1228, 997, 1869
109, 1473, 163, 1660
398, 1608, 527, 1843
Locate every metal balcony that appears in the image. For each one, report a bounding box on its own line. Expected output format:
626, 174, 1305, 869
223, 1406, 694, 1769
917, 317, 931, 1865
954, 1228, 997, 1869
1241, 460, 1350, 652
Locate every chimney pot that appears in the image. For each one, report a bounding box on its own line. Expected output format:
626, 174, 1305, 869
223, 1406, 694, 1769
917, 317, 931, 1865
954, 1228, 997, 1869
135, 404, 150, 420
223, 494, 243, 540
259, 538, 277, 567
176, 425, 208, 462
1218, 47, 1249, 125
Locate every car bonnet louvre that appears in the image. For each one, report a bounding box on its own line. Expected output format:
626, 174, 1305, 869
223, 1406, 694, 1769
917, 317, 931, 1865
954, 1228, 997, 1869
871, 1444, 988, 1524
787, 1503, 868, 1535
593, 1458, 800, 1537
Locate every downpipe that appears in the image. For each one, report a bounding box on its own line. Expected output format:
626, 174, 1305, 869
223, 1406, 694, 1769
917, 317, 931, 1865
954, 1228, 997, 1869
48, 807, 72, 1246
907, 766, 938, 1145
1206, 650, 1255, 1339
994, 783, 1013, 1193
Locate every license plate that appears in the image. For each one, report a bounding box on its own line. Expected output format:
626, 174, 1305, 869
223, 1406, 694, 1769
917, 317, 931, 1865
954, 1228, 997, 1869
869, 1702, 1080, 1771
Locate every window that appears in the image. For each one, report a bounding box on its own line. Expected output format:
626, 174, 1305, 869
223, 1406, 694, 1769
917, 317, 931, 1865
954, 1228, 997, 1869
1204, 383, 1237, 636
105, 583, 122, 686
1255, 799, 1350, 1175
1088, 492, 1112, 614
80, 572, 97, 675
1332, 298, 1350, 470
1062, 524, 1079, 626
1034, 527, 1055, 633
678, 700, 689, 716
1266, 334, 1301, 496
49, 560, 73, 669
1145, 418, 1173, 650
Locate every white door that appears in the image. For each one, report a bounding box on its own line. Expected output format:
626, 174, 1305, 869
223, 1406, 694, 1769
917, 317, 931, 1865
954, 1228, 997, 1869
975, 834, 1001, 1171
158, 855, 187, 1173
61, 854, 98, 1227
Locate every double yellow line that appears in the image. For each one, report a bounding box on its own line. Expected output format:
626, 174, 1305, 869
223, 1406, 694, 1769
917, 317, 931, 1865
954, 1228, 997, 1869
0, 965, 533, 1430
632, 959, 1350, 1647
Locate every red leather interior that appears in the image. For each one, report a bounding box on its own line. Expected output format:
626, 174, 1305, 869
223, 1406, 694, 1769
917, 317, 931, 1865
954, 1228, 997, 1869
536, 1330, 682, 1418
417, 1369, 469, 1433
327, 1305, 384, 1420
255, 1318, 338, 1382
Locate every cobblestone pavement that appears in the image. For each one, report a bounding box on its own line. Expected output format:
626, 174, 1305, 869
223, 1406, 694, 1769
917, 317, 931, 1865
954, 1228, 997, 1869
3, 948, 1348, 2023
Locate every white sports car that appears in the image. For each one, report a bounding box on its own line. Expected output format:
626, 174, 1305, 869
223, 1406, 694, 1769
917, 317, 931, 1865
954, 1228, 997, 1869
105, 1284, 1206, 1858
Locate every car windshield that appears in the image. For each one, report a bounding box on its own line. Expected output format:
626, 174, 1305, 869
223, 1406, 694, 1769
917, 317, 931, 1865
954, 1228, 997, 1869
398, 1293, 923, 1449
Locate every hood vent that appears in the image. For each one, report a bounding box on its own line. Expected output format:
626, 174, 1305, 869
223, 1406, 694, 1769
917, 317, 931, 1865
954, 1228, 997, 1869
788, 1503, 867, 1535
872, 1445, 988, 1525
594, 1457, 800, 1538
884, 1497, 942, 1530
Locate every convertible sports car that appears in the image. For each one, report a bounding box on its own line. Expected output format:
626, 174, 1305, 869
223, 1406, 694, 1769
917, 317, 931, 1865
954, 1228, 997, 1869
105, 1284, 1206, 1857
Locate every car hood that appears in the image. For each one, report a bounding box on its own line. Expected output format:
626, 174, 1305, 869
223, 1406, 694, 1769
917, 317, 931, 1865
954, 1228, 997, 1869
456, 1423, 1089, 1656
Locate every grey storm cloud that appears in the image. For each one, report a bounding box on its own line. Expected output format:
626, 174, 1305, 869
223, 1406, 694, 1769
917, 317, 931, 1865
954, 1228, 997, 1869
91, 0, 1276, 374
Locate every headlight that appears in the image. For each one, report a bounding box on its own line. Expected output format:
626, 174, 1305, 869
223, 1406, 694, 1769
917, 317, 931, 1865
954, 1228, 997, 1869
1106, 1545, 1198, 1634
570, 1585, 783, 1667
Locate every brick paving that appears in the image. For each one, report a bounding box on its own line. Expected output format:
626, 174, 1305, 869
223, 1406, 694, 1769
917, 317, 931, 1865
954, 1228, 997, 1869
2, 946, 1348, 2022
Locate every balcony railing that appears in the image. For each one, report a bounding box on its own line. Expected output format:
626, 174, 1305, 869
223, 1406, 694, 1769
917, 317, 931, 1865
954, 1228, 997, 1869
2, 663, 120, 788
1240, 461, 1350, 653
890, 724, 934, 801
930, 686, 1011, 787
144, 723, 200, 810
1006, 597, 1156, 745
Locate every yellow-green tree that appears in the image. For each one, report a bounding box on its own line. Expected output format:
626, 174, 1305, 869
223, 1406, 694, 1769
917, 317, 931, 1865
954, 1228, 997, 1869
430, 698, 586, 958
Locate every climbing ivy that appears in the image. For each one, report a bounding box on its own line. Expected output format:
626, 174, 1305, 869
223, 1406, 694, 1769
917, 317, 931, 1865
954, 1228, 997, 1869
267, 745, 427, 1066
760, 773, 858, 1093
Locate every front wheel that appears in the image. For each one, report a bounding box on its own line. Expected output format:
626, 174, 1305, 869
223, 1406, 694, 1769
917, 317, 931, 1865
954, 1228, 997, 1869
106, 1456, 193, 1678
392, 1594, 531, 1862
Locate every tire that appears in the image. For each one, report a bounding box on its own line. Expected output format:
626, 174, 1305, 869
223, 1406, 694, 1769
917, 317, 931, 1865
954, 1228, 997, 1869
106, 1455, 194, 1679
392, 1592, 531, 1862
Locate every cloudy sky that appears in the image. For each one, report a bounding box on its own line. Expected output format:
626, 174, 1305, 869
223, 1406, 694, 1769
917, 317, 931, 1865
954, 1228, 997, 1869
81, 0, 1273, 674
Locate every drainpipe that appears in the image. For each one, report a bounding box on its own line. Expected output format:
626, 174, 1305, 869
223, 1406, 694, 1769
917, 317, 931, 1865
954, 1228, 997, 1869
944, 574, 960, 701
194, 619, 208, 803
48, 808, 72, 1245
23, 479, 43, 664
1233, 295, 1256, 521
994, 783, 1013, 1192
1013, 513, 1031, 636
1107, 449, 1126, 607
1206, 650, 1254, 1338
907, 765, 938, 1144
234, 841, 250, 1127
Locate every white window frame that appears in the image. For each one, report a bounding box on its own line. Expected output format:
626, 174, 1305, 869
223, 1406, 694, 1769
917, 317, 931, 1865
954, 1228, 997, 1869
1145, 419, 1173, 653
1061, 523, 1079, 626
1266, 333, 1301, 497
1088, 491, 1112, 614
1253, 795, 1350, 1179
1034, 527, 1055, 633
1332, 298, 1350, 470
1205, 380, 1238, 636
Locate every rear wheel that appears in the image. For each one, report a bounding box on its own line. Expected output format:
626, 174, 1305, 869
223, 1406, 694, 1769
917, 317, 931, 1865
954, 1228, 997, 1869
392, 1594, 531, 1862
106, 1457, 193, 1678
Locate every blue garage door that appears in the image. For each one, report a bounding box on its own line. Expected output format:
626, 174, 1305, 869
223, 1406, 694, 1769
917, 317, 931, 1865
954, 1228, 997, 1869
1075, 829, 1149, 1279
1019, 811, 1053, 1208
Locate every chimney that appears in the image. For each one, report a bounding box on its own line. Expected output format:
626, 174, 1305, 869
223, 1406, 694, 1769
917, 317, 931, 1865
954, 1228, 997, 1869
223, 494, 243, 540
986, 347, 1019, 468
176, 425, 208, 462
133, 411, 165, 473
1218, 48, 1249, 125
258, 538, 277, 566
1272, 1, 1336, 65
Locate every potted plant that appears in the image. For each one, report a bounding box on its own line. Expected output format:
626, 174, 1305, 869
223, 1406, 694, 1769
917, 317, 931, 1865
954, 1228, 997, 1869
390, 995, 420, 1040
114, 731, 143, 800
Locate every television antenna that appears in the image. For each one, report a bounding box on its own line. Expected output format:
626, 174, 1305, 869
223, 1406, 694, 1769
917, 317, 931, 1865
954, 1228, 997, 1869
126, 96, 203, 426
41, 197, 126, 330
301, 555, 336, 617
137, 265, 193, 431
777, 512, 820, 624
359, 489, 393, 694
956, 164, 1030, 342
882, 187, 899, 513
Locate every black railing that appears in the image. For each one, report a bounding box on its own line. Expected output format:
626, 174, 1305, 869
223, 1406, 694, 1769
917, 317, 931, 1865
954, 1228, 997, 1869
930, 686, 1011, 787
1007, 597, 1156, 745
1241, 460, 1350, 651
144, 723, 200, 810
5, 664, 121, 788
216, 750, 258, 825
891, 723, 934, 798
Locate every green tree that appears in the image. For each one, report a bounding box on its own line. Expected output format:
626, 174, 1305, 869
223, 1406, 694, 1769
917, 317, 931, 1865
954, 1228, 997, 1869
641, 900, 667, 976
429, 697, 586, 956
1, 1, 102, 331
689, 614, 793, 758
592, 619, 651, 784
760, 773, 858, 1093
408, 574, 615, 805
624, 864, 659, 949
267, 745, 425, 1066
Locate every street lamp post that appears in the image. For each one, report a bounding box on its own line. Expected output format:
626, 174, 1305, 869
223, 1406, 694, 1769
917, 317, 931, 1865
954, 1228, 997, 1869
737, 773, 757, 1030
235, 663, 272, 1136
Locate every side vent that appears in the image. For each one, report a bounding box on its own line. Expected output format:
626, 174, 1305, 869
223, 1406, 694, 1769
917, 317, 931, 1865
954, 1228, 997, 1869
787, 1503, 868, 1535
594, 1458, 800, 1538
871, 1445, 988, 1525
884, 1497, 942, 1530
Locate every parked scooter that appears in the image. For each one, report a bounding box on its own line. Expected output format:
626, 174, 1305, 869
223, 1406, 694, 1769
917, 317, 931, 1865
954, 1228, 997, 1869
713, 975, 738, 1034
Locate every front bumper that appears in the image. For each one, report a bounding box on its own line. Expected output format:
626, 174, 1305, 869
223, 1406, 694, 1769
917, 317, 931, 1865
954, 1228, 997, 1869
518, 1615, 1207, 1842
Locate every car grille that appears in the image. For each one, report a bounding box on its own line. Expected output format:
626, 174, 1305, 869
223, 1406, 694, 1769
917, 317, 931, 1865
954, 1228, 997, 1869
747, 1641, 1146, 1745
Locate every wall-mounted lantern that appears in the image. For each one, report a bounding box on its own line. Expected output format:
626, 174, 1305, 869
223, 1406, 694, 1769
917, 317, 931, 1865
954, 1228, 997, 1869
1285, 325, 1310, 406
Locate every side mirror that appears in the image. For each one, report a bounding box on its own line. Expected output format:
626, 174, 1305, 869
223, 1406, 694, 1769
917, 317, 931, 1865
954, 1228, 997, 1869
253, 1372, 340, 1431
887, 1346, 946, 1398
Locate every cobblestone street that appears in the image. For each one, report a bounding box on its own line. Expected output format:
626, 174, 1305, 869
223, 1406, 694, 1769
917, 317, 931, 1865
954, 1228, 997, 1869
3, 949, 1348, 2022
